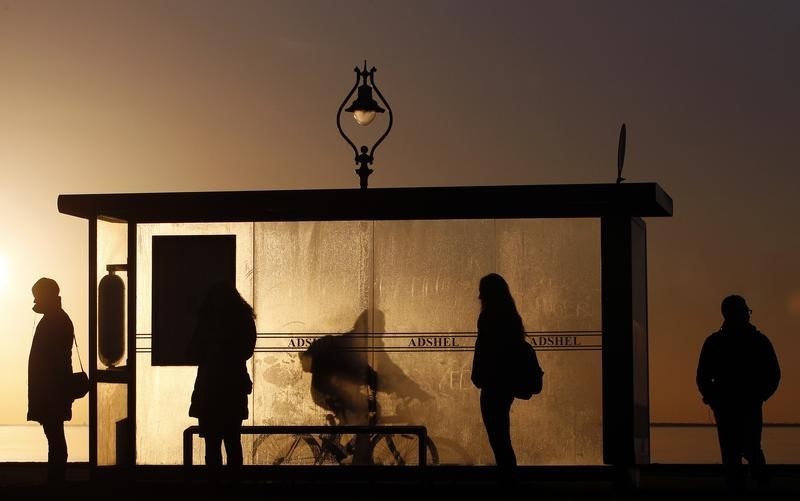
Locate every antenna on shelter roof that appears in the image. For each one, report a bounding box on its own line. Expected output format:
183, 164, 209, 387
616, 123, 626, 184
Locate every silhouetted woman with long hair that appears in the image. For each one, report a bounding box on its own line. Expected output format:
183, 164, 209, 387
471, 273, 525, 471
188, 282, 256, 481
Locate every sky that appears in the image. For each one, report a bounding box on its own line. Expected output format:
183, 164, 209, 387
0, 0, 798, 428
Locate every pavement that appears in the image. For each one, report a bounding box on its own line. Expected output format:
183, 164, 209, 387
1, 463, 798, 500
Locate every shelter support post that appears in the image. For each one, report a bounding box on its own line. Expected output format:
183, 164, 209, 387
601, 216, 650, 467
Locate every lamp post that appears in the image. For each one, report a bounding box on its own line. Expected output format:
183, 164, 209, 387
337, 61, 393, 190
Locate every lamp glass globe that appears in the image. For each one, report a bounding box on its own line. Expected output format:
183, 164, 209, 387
353, 110, 376, 126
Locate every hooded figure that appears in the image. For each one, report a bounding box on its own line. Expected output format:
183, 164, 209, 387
27, 277, 74, 484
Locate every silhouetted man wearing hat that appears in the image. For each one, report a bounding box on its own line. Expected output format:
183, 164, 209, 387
697, 295, 781, 493
27, 278, 74, 484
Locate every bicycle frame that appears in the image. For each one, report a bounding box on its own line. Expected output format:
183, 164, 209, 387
243, 388, 436, 466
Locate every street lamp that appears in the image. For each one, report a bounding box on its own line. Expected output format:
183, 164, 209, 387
337, 61, 393, 189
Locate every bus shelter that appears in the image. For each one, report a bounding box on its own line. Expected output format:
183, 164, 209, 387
57, 183, 672, 468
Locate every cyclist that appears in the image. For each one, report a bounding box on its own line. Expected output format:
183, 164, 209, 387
300, 309, 431, 425
299, 332, 376, 464
300, 333, 377, 426
299, 310, 434, 464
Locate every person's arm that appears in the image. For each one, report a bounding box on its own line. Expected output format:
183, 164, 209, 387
241, 315, 257, 361
61, 318, 75, 361
696, 337, 716, 405
58, 317, 75, 381
470, 316, 485, 388
762, 337, 781, 401
51, 316, 75, 394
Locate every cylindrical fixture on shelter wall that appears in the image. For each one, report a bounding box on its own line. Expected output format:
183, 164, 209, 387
98, 265, 126, 368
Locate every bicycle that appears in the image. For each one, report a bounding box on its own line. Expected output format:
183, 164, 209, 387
252, 390, 439, 466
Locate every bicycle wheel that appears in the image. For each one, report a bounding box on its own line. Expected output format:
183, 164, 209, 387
369, 434, 439, 466
253, 434, 321, 465
427, 436, 474, 465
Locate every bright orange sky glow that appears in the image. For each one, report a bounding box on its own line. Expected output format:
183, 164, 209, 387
0, 253, 10, 295
1, 1, 799, 430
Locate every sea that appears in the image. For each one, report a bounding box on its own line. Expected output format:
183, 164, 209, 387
1, 424, 798, 464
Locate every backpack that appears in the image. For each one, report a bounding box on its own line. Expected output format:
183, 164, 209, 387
512, 340, 544, 400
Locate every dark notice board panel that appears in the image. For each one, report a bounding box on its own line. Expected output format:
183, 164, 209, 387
152, 235, 236, 366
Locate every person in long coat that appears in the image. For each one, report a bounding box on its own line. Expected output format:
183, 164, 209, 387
188, 281, 256, 479
27, 277, 73, 484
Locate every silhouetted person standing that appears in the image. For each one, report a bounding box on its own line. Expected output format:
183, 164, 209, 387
188, 282, 256, 482
697, 295, 781, 492
27, 278, 73, 484
471, 273, 524, 474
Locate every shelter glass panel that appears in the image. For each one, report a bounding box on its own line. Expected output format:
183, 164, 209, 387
97, 383, 127, 466
135, 223, 254, 465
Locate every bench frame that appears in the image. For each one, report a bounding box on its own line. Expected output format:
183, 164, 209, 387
183, 425, 428, 467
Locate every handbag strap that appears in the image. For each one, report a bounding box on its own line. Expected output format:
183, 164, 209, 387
72, 333, 86, 374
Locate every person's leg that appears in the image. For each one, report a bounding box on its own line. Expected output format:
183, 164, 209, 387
223, 431, 243, 467
340, 387, 371, 464
741, 404, 768, 488
479, 389, 516, 468
41, 420, 67, 484
714, 407, 745, 493
222, 425, 243, 483
203, 433, 223, 486
204, 434, 223, 467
